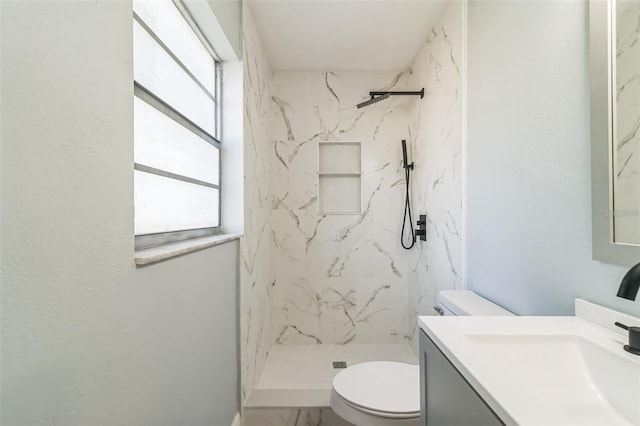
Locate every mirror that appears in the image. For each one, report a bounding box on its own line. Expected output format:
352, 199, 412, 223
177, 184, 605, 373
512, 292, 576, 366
612, 0, 640, 246
590, 0, 640, 266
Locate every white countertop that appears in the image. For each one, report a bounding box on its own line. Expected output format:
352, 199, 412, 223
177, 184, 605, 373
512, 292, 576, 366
419, 300, 640, 426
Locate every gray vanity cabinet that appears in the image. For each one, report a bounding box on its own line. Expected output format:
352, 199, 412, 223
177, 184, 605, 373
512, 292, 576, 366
419, 330, 504, 426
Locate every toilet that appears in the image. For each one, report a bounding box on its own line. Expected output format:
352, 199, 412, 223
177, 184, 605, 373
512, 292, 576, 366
330, 290, 513, 426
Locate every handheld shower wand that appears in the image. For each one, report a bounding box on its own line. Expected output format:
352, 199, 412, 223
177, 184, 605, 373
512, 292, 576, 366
402, 139, 410, 169
401, 140, 415, 250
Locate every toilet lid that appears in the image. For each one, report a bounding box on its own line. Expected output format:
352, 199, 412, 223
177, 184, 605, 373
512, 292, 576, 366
332, 361, 420, 415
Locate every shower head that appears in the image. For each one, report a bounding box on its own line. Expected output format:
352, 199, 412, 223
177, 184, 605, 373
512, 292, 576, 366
356, 93, 391, 109
356, 88, 425, 109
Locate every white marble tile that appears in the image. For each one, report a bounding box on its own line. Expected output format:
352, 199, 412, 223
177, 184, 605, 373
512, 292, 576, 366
353, 277, 411, 343
240, 5, 273, 405
272, 277, 358, 345
269, 71, 415, 345
406, 1, 466, 350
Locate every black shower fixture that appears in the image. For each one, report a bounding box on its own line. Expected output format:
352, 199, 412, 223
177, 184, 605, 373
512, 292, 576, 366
356, 88, 425, 109
356, 93, 392, 109
401, 139, 416, 250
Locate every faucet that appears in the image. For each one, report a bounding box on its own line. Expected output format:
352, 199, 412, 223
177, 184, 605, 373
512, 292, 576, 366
616, 261, 640, 301
615, 262, 640, 355
614, 322, 640, 355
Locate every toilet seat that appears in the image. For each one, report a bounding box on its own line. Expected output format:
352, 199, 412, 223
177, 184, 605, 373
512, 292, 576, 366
332, 361, 420, 419
331, 389, 419, 419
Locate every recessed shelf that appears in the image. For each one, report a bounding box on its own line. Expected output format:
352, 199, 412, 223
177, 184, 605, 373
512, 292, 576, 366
318, 141, 362, 215
319, 141, 361, 174
318, 172, 362, 177
318, 175, 361, 214
317, 211, 363, 216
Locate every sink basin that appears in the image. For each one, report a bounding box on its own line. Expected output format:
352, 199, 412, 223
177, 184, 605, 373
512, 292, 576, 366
419, 299, 640, 425
468, 334, 640, 425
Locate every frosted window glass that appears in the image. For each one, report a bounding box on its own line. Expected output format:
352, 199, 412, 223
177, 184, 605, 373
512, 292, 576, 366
134, 97, 219, 185
135, 171, 219, 235
134, 21, 215, 134
133, 0, 215, 93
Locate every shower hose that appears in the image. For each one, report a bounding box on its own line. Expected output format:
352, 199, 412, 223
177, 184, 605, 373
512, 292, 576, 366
401, 165, 415, 250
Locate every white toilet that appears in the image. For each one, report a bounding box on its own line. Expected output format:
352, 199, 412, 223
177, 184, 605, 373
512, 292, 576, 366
330, 290, 513, 426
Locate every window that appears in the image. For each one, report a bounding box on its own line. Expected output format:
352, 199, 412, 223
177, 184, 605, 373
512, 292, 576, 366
133, 0, 221, 250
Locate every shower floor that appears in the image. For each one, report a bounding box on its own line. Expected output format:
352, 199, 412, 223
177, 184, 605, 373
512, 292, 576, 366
245, 344, 417, 408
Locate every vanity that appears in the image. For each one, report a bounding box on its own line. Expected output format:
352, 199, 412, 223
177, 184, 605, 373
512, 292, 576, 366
416, 0, 640, 422
418, 300, 640, 426
419, 329, 502, 425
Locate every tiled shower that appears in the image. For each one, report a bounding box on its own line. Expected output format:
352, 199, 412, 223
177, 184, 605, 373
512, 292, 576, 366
241, 1, 465, 423
270, 70, 414, 346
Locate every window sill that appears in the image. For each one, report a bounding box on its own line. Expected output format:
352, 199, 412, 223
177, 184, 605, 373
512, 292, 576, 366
135, 233, 242, 266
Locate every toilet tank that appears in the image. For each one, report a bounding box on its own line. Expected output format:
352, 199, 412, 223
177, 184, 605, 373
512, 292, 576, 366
438, 290, 514, 316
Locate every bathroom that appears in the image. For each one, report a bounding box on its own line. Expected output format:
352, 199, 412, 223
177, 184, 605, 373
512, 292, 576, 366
1, 0, 638, 425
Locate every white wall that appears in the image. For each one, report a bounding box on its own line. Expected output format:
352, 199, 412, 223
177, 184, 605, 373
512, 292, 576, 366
207, 0, 242, 60
1, 2, 239, 425
184, 0, 242, 62
466, 0, 635, 316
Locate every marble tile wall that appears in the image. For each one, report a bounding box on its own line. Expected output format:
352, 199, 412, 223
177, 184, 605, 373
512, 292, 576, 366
240, 5, 273, 405
269, 71, 417, 345
240, 3, 466, 421
406, 1, 466, 348
613, 0, 640, 244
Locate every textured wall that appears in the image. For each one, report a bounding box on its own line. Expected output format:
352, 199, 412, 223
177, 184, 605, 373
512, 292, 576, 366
240, 4, 274, 405
466, 0, 633, 316
406, 0, 466, 347
269, 71, 415, 345
1, 1, 239, 425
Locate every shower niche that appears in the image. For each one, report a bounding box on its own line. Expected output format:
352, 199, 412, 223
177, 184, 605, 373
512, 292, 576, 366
318, 141, 362, 215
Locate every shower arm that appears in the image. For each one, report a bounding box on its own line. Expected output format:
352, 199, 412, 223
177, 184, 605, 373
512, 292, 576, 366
369, 89, 424, 98
357, 88, 424, 109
